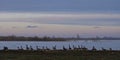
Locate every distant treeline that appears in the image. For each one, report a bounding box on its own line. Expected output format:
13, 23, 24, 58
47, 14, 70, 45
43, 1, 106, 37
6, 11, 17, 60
0, 35, 120, 41
0, 36, 66, 41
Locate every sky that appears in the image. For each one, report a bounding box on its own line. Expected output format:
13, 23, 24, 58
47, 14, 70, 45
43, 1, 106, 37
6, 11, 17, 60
0, 0, 120, 37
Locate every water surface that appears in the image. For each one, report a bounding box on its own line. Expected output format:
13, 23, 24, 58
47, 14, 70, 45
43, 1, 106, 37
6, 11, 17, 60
0, 40, 120, 50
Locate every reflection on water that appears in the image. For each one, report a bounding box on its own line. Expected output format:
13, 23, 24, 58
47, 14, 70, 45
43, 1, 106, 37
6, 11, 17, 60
0, 40, 120, 50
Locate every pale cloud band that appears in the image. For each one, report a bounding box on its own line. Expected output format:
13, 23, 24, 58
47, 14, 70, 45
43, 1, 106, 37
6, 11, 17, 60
0, 12, 120, 26
0, 12, 120, 19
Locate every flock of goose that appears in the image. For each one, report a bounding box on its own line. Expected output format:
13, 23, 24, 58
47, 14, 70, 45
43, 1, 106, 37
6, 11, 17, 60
2, 45, 112, 51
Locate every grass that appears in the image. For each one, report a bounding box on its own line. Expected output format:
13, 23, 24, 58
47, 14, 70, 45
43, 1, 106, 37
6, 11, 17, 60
0, 50, 120, 60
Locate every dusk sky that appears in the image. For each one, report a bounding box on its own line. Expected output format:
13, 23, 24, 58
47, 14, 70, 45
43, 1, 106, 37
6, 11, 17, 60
0, 0, 120, 37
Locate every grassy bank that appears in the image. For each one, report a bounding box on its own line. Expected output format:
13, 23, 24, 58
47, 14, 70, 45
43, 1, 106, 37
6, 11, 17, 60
0, 50, 120, 60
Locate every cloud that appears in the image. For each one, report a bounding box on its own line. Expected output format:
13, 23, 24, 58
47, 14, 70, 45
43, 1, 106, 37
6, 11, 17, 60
0, 12, 120, 26
93, 26, 101, 29
26, 25, 38, 28
12, 26, 17, 29
0, 12, 120, 20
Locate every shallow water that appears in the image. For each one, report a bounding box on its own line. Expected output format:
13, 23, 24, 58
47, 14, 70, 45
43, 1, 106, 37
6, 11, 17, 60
0, 40, 120, 50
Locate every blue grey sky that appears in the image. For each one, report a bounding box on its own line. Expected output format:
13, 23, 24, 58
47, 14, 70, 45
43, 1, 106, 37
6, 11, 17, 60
0, 0, 120, 37
0, 0, 120, 26
0, 0, 120, 12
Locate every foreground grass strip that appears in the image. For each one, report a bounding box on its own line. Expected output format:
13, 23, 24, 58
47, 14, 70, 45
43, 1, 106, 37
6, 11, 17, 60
0, 50, 120, 60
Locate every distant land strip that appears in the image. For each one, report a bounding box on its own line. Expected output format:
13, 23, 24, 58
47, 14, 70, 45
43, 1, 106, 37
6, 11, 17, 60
0, 35, 120, 41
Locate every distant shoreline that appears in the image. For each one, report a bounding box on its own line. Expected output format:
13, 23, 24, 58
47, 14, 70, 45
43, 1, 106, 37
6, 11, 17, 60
0, 36, 120, 41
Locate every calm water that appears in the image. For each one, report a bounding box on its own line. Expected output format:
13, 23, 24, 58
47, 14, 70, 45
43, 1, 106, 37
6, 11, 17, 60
0, 40, 120, 50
